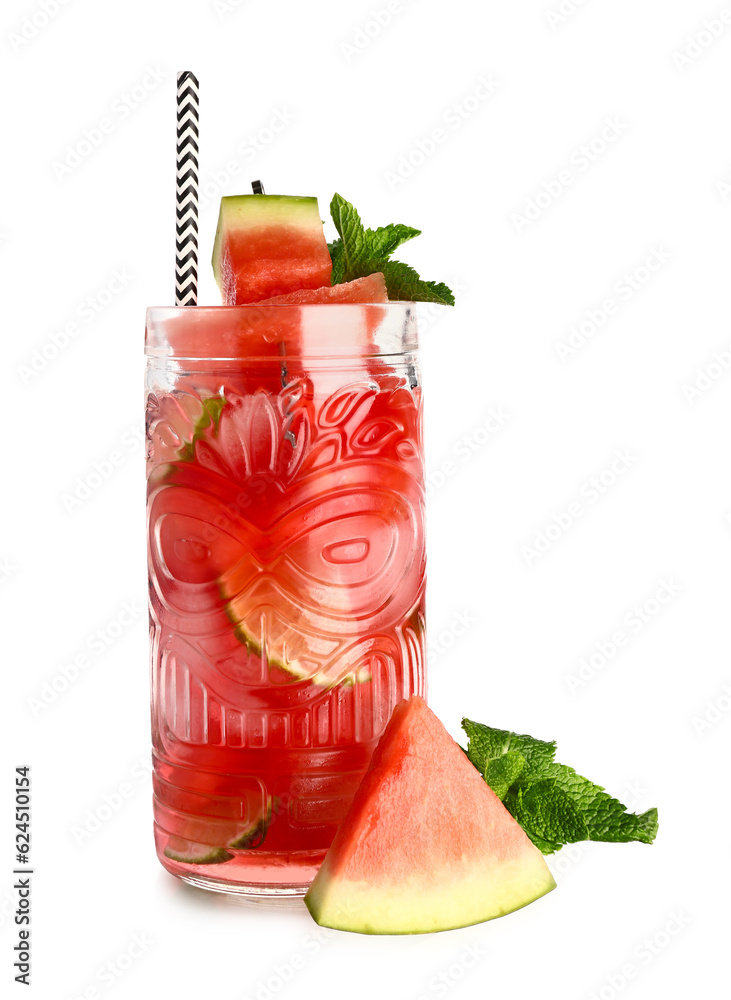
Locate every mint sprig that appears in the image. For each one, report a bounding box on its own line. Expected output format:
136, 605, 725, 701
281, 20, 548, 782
462, 719, 659, 854
328, 193, 455, 305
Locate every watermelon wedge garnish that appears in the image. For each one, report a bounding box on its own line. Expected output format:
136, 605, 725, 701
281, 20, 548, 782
212, 195, 332, 305
304, 696, 556, 933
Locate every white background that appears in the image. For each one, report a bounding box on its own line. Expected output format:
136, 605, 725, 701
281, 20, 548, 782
2, 0, 729, 997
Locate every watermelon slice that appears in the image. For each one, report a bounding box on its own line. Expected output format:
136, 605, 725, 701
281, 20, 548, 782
257, 272, 388, 304
304, 696, 556, 934
212, 195, 332, 305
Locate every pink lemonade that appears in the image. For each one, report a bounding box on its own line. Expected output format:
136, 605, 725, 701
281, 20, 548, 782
146, 304, 426, 894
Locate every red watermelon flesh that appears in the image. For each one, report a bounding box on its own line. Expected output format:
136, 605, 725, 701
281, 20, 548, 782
258, 272, 388, 304
304, 696, 556, 933
212, 195, 332, 305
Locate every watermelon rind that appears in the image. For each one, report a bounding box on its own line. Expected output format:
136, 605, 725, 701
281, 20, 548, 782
305, 850, 555, 934
304, 696, 556, 934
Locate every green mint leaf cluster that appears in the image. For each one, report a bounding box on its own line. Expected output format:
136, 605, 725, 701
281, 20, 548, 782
462, 719, 659, 855
328, 194, 455, 305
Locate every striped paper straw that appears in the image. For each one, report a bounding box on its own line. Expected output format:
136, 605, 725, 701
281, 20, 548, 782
175, 71, 199, 306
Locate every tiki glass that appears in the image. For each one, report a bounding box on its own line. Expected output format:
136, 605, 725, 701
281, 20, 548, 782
145, 303, 426, 896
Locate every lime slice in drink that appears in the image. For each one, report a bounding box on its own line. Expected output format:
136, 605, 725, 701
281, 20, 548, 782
163, 838, 234, 865
228, 797, 278, 849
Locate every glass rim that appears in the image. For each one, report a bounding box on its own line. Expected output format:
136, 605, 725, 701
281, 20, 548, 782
145, 302, 420, 361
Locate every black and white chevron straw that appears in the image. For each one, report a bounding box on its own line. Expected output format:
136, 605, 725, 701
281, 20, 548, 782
175, 71, 199, 306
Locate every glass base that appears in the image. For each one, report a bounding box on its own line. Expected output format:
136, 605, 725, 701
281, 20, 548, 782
177, 872, 311, 901
156, 845, 324, 899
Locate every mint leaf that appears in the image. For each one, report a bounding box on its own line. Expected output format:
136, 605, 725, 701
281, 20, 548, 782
532, 763, 659, 845
179, 396, 227, 462
328, 238, 346, 285
462, 718, 556, 776
508, 781, 589, 848
484, 751, 525, 799
461, 718, 658, 854
368, 223, 421, 258
329, 194, 368, 277
328, 221, 421, 287
328, 193, 454, 305
379, 261, 455, 306
511, 829, 564, 855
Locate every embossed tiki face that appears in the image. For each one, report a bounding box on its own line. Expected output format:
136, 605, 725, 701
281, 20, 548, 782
148, 376, 425, 687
